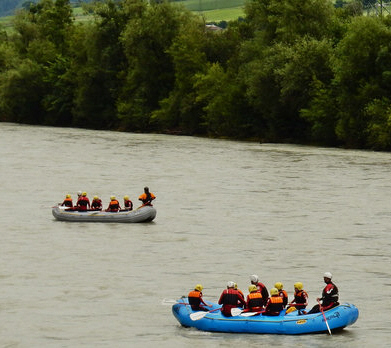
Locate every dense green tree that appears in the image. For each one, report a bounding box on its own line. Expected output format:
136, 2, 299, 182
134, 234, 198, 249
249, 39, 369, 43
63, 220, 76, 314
333, 16, 391, 148
70, 0, 129, 129
151, 14, 207, 134
0, 59, 46, 123
118, 1, 186, 131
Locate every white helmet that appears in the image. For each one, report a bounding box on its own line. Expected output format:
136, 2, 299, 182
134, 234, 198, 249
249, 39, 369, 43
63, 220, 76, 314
250, 274, 259, 283
77, 191, 82, 196
324, 272, 333, 279
227, 281, 235, 288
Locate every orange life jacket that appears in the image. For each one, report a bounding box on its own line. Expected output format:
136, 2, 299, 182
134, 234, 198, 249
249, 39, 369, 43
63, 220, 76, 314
108, 200, 120, 210
188, 290, 203, 309
247, 292, 263, 311
62, 198, 73, 207
265, 295, 284, 315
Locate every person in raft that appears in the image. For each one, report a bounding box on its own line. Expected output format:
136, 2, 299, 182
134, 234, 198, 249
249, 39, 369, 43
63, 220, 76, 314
123, 195, 133, 211
246, 285, 263, 313
138, 186, 156, 206
274, 282, 289, 308
307, 272, 339, 314
263, 288, 284, 316
188, 284, 212, 311
218, 281, 245, 317
286, 282, 308, 314
250, 274, 269, 306
91, 196, 102, 210
76, 191, 90, 211
106, 196, 121, 212
61, 194, 73, 207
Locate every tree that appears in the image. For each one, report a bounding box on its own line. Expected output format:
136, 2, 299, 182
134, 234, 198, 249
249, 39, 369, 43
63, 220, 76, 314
118, 1, 186, 131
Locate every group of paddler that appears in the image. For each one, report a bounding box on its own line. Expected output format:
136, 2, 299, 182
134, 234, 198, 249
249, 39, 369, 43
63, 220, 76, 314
60, 186, 156, 212
188, 272, 339, 317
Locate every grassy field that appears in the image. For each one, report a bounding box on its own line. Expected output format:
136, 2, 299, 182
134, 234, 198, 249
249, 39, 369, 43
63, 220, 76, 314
0, 0, 245, 30
177, 0, 244, 12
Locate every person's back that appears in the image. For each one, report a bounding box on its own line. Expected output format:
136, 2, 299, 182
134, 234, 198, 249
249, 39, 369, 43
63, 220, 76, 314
106, 196, 120, 212
77, 192, 90, 210
263, 288, 284, 316
246, 285, 263, 312
188, 284, 210, 311
274, 282, 288, 308
91, 196, 102, 210
61, 194, 73, 207
123, 196, 133, 210
218, 281, 245, 316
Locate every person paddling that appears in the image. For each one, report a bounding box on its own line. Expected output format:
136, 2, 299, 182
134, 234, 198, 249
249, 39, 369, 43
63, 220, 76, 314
286, 282, 308, 314
123, 195, 133, 211
263, 288, 284, 316
106, 196, 121, 212
218, 281, 245, 317
246, 285, 263, 313
274, 282, 288, 308
61, 194, 73, 207
308, 272, 339, 314
76, 192, 90, 211
188, 284, 212, 311
91, 196, 102, 210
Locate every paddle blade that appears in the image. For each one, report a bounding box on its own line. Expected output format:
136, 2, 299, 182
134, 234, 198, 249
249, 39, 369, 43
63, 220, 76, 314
241, 311, 262, 317
190, 311, 208, 321
231, 308, 243, 316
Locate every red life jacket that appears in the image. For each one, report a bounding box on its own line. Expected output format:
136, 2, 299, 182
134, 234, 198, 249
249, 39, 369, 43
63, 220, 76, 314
91, 199, 102, 209
124, 199, 133, 210
218, 289, 245, 316
77, 196, 90, 210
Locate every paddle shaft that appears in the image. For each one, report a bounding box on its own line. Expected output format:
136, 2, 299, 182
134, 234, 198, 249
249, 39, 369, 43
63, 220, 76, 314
318, 299, 332, 335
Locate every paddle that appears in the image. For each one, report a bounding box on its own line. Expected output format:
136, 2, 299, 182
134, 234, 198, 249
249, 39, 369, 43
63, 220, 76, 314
190, 307, 221, 321
231, 308, 264, 317
317, 299, 332, 335
230, 307, 244, 316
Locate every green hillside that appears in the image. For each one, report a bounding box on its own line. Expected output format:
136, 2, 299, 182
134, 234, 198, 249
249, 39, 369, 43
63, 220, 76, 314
177, 0, 244, 12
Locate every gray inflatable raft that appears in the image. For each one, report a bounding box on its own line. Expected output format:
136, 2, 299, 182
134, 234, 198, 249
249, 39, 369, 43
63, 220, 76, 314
52, 205, 156, 223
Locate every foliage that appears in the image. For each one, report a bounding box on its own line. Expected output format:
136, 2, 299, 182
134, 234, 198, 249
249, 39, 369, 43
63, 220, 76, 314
1, 0, 391, 150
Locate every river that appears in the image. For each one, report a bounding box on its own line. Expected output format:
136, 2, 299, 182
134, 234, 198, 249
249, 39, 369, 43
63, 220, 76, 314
0, 123, 390, 347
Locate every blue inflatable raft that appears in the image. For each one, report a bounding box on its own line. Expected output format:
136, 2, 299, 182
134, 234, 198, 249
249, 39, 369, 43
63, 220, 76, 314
172, 299, 359, 335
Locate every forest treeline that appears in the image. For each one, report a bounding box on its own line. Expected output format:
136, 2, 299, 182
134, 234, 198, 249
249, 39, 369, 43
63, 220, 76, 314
1, 0, 391, 150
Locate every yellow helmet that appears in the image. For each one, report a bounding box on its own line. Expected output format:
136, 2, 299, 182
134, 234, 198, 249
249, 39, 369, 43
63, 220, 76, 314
274, 282, 283, 290
66, 194, 71, 198
110, 196, 116, 201
294, 282, 303, 291
248, 285, 257, 293
124, 195, 129, 200
93, 196, 99, 200
82, 192, 87, 196
270, 287, 279, 296
195, 284, 203, 292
